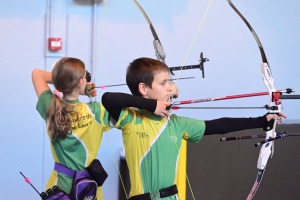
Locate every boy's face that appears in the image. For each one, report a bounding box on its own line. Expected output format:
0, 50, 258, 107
142, 70, 172, 102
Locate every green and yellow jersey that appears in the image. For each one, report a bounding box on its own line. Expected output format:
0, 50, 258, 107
36, 90, 112, 200
115, 108, 205, 199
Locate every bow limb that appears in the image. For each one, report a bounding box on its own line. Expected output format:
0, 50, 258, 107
132, 0, 166, 63
227, 1, 281, 199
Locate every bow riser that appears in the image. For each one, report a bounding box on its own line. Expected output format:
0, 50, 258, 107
259, 62, 281, 166
261, 63, 276, 96
257, 130, 274, 170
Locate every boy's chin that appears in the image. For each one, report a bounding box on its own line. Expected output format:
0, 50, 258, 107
158, 98, 171, 102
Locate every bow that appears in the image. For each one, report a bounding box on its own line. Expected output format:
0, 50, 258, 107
226, 1, 282, 199
131, 1, 213, 199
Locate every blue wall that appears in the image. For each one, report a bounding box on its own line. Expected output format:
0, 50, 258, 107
0, 0, 299, 199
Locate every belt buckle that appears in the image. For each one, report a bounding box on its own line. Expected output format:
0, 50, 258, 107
150, 190, 160, 200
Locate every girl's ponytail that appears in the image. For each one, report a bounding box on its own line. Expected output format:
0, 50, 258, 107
46, 57, 85, 140
46, 95, 75, 140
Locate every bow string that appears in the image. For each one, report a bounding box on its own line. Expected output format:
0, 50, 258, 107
89, 0, 130, 199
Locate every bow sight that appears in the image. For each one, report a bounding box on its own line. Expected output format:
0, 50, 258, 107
169, 52, 209, 78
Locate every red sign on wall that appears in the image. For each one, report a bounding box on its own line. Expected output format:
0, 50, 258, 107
48, 38, 62, 51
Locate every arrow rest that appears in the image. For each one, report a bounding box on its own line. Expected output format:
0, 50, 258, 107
263, 104, 280, 111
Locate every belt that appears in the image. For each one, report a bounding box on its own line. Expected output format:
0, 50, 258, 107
54, 162, 75, 177
129, 185, 178, 200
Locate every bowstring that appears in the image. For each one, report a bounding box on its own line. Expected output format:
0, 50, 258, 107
168, 0, 213, 199
93, 0, 128, 198
171, 0, 213, 88
105, 132, 128, 199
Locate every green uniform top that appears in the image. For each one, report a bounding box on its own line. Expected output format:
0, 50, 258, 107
36, 90, 112, 199
115, 108, 205, 199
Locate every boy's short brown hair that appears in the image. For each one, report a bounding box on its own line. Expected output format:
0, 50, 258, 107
126, 57, 170, 96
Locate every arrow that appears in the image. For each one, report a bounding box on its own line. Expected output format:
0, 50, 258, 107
167, 88, 294, 110
20, 172, 41, 196
92, 76, 195, 89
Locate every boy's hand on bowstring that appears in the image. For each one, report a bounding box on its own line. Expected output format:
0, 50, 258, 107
85, 83, 97, 97
154, 100, 170, 118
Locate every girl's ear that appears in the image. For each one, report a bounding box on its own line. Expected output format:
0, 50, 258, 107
78, 78, 83, 88
138, 82, 147, 97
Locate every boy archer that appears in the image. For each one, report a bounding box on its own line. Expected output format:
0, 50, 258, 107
102, 57, 286, 199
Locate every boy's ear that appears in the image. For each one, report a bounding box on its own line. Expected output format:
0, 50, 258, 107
138, 82, 147, 97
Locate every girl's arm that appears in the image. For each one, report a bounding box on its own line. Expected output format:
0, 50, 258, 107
31, 69, 52, 97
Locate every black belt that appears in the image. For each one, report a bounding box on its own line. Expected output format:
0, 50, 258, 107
128, 185, 178, 200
